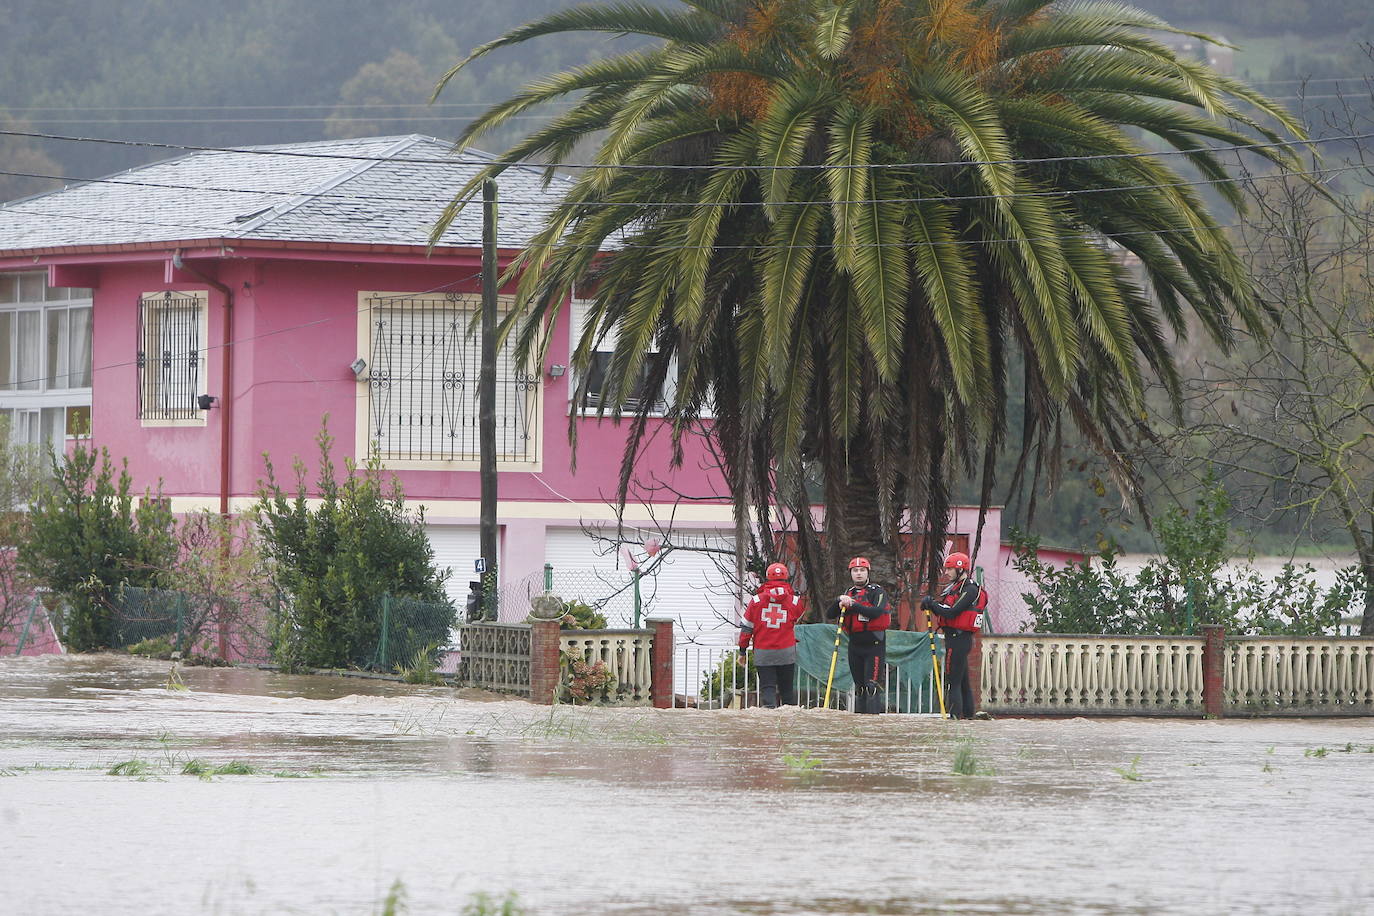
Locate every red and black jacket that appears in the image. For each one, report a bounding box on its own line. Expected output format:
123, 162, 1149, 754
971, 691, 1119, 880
738, 579, 806, 653
826, 584, 890, 646
933, 578, 986, 633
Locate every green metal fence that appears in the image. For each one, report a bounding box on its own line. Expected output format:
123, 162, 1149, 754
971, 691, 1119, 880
368, 593, 458, 671
110, 586, 200, 653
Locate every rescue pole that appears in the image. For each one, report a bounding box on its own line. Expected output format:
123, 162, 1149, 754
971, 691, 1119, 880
924, 606, 949, 719
822, 606, 847, 709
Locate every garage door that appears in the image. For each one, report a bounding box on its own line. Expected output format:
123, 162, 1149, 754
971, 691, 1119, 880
544, 527, 738, 636
425, 524, 480, 607
545, 527, 740, 696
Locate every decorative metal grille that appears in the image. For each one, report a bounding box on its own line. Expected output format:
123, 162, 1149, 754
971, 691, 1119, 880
366, 294, 539, 462
136, 292, 202, 420
457, 623, 533, 695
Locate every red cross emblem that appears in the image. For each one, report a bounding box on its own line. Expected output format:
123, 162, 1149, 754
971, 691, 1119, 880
762, 602, 787, 628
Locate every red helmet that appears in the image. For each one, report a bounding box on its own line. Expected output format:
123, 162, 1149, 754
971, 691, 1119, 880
765, 562, 789, 581
848, 557, 870, 570
944, 552, 971, 571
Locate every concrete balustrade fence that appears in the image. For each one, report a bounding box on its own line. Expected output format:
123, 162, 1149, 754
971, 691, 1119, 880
559, 629, 656, 705
1225, 638, 1374, 715
980, 634, 1207, 715
981, 628, 1374, 717
456, 617, 674, 707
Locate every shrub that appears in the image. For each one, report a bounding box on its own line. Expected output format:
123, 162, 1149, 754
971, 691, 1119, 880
254, 422, 452, 671
18, 445, 176, 651
700, 649, 756, 702
559, 599, 607, 630
1011, 474, 1361, 635
560, 650, 616, 703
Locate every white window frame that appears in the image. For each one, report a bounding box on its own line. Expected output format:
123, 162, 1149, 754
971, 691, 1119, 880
0, 271, 94, 450
569, 297, 679, 417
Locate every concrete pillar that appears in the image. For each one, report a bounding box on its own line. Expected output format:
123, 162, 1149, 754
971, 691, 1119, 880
648, 617, 674, 709
1201, 624, 1226, 717
529, 619, 561, 705
970, 628, 984, 711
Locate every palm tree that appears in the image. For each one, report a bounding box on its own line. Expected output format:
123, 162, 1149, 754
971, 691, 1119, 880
432, 0, 1305, 599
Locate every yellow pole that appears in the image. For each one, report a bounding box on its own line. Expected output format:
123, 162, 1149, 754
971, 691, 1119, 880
925, 607, 948, 719
822, 606, 847, 709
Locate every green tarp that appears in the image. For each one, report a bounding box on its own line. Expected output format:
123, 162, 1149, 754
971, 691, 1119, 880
794, 624, 942, 713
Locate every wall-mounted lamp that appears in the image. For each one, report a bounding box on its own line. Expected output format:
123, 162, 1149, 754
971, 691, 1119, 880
350, 357, 368, 380
548, 364, 567, 378
197, 394, 218, 410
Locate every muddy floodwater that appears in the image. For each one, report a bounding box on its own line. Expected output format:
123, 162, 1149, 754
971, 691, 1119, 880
2, 656, 1372, 915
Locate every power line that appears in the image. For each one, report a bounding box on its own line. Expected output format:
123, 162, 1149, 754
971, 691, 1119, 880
0, 76, 1368, 112
4, 89, 1366, 123
10, 115, 565, 125
1, 102, 575, 111
6, 196, 1341, 252
2, 127, 1369, 172
0, 158, 1366, 213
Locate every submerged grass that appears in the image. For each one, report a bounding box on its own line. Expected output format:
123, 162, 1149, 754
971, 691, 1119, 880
377, 878, 406, 916
460, 890, 525, 916
782, 749, 823, 776
108, 759, 155, 777
181, 759, 259, 779
951, 739, 994, 776
1304, 743, 1374, 757
1113, 756, 1146, 781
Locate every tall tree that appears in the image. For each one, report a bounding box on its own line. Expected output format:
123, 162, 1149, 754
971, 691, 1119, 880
1167, 163, 1374, 633
432, 0, 1305, 598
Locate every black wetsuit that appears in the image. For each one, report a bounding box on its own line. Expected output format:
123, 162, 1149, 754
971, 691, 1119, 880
826, 583, 890, 714
930, 578, 982, 719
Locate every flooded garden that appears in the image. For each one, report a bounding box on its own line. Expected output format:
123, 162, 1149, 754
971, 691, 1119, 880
2, 654, 1372, 914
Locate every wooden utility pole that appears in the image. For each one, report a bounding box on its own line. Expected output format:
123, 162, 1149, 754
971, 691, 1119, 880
480, 179, 499, 619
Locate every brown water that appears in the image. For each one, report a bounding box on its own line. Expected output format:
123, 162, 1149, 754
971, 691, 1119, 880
2, 654, 1372, 915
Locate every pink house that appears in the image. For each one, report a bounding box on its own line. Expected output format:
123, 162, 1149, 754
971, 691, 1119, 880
0, 134, 1032, 661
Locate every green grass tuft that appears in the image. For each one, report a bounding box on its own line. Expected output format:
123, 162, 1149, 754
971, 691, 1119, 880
1114, 755, 1145, 781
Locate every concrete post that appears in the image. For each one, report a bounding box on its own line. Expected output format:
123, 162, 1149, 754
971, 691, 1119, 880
970, 629, 984, 711
648, 617, 674, 709
1201, 624, 1226, 718
529, 619, 561, 705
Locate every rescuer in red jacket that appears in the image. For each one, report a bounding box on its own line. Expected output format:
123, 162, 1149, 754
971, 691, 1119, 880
737, 562, 807, 708
922, 552, 986, 720
826, 557, 891, 714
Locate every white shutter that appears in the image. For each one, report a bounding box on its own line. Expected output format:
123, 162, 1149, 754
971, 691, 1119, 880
545, 527, 739, 696
425, 525, 481, 606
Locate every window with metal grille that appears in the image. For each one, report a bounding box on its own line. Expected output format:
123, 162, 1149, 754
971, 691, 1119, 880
365, 293, 540, 463
137, 292, 204, 421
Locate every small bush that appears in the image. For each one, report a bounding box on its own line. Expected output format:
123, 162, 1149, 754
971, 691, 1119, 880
700, 649, 756, 703
126, 634, 176, 659
560, 651, 616, 703
397, 642, 444, 685
560, 599, 607, 630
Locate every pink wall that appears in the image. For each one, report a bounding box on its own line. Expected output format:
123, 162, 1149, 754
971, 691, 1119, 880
70, 252, 730, 507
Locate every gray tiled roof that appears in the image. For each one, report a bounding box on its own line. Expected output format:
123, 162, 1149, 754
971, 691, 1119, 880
0, 135, 574, 252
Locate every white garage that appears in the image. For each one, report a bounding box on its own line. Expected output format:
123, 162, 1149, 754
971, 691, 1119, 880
543, 526, 739, 638
544, 526, 741, 697
424, 524, 480, 608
